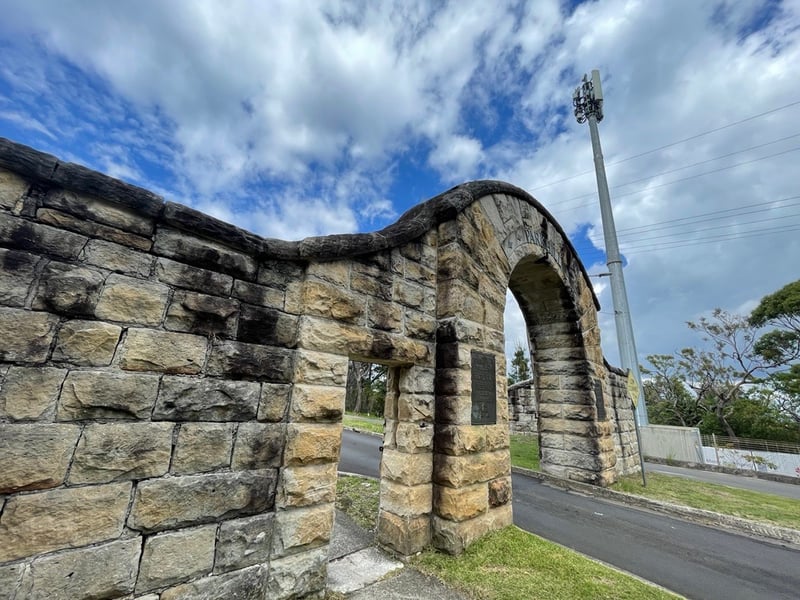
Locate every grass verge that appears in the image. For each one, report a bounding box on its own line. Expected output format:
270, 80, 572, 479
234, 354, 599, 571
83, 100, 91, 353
611, 472, 800, 530
343, 412, 384, 435
510, 434, 540, 471
335, 474, 381, 531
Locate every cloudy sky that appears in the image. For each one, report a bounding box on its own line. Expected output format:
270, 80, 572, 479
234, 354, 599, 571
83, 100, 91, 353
1, 0, 798, 373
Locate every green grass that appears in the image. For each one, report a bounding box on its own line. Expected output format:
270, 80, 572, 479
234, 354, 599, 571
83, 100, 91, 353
414, 526, 679, 600
510, 434, 540, 470
335, 474, 381, 531
612, 472, 800, 530
343, 411, 384, 435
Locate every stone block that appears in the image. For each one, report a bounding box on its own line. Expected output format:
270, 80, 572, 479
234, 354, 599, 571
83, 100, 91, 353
0, 563, 24, 599
207, 340, 293, 382
172, 423, 235, 475
277, 463, 337, 508
160, 564, 268, 600
120, 328, 206, 374
398, 366, 435, 394
214, 513, 274, 573
0, 167, 28, 209
232, 280, 284, 308
271, 503, 333, 557
155, 376, 260, 421
296, 280, 364, 323
433, 450, 509, 488
0, 366, 66, 420
237, 304, 297, 346
0, 482, 131, 562
435, 483, 488, 522
43, 188, 155, 234
38, 207, 152, 251
489, 476, 512, 507
541, 448, 609, 471
258, 383, 291, 422
306, 261, 350, 286
95, 274, 170, 325
69, 422, 173, 484
380, 448, 432, 486
437, 280, 484, 322
58, 370, 160, 420
0, 423, 80, 493
232, 423, 285, 469
393, 280, 435, 313
165, 290, 239, 337
296, 316, 371, 356
404, 308, 436, 340
367, 298, 402, 332
539, 417, 596, 436
283, 423, 341, 466
21, 538, 141, 600
153, 227, 257, 280
397, 392, 434, 422
292, 350, 347, 387
51, 319, 122, 366
265, 548, 327, 600
432, 503, 513, 555
395, 421, 434, 453
0, 307, 59, 362
0, 247, 38, 306
128, 470, 276, 533
289, 384, 343, 422
80, 238, 153, 275
257, 259, 304, 290
376, 510, 430, 556
155, 257, 233, 295
380, 479, 432, 518
32, 262, 105, 316
0, 213, 87, 260
136, 524, 216, 593
369, 331, 432, 365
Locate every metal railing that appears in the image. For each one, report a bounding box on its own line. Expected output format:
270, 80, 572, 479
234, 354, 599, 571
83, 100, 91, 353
701, 433, 800, 455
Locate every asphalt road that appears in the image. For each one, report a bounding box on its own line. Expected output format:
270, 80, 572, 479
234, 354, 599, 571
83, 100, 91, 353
340, 429, 800, 600
645, 462, 800, 500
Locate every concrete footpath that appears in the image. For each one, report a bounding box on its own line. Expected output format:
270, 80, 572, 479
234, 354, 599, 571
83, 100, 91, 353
327, 509, 467, 599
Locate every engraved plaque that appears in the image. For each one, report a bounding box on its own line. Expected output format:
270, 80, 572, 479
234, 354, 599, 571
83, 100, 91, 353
471, 351, 496, 425
593, 379, 606, 420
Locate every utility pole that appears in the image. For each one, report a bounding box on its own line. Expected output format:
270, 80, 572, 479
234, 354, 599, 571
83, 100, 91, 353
573, 70, 649, 428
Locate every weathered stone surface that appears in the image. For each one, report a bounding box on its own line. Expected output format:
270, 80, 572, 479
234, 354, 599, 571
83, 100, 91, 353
376, 510, 430, 556
257, 259, 305, 290
0, 423, 80, 493
277, 463, 337, 509
367, 298, 403, 332
136, 524, 216, 592
367, 331, 432, 365
257, 383, 291, 422
232, 279, 284, 308
155, 257, 233, 295
296, 316, 371, 356
295, 280, 365, 323
32, 263, 105, 316
394, 280, 435, 313
0, 563, 24, 599
0, 366, 65, 420
120, 328, 206, 374
397, 392, 434, 422
95, 274, 169, 326
43, 187, 155, 235
172, 423, 234, 475
38, 207, 152, 251
435, 424, 508, 456
58, 370, 160, 420
51, 319, 122, 366
272, 503, 333, 557
488, 476, 512, 507
0, 167, 28, 209
289, 384, 343, 422
165, 290, 239, 337
292, 350, 348, 386
214, 513, 274, 573
404, 308, 436, 340
380, 480, 432, 518
0, 307, 59, 362
153, 227, 257, 280
160, 565, 267, 600
155, 377, 260, 421
283, 423, 341, 466
435, 483, 487, 522
433, 503, 513, 555
128, 470, 277, 532
20, 538, 141, 600
0, 482, 131, 562
69, 422, 173, 484
0, 212, 87, 260
0, 247, 38, 306
207, 340, 293, 382
237, 304, 297, 346
232, 423, 285, 469
266, 547, 327, 600
380, 448, 432, 486
395, 421, 434, 453
306, 261, 350, 286
433, 450, 509, 488
80, 239, 154, 276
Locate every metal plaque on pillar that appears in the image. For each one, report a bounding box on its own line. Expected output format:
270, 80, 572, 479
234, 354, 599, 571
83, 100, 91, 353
471, 351, 496, 425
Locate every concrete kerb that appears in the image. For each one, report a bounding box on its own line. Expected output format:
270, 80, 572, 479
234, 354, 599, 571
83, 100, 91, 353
512, 466, 800, 548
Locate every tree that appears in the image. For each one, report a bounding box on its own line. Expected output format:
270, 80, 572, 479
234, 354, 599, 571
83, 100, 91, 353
641, 354, 700, 427
508, 342, 531, 385
345, 361, 388, 416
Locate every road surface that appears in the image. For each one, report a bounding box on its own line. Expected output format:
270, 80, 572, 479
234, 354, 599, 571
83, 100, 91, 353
340, 429, 800, 600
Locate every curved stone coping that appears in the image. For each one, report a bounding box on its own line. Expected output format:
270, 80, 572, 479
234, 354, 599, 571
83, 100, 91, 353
512, 466, 800, 548
0, 137, 598, 307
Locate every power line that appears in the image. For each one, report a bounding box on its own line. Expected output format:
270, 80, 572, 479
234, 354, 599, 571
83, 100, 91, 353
529, 99, 800, 192
612, 215, 800, 246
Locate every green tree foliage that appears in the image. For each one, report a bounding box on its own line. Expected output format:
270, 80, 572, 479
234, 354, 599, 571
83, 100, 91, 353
507, 343, 532, 385
345, 361, 388, 417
